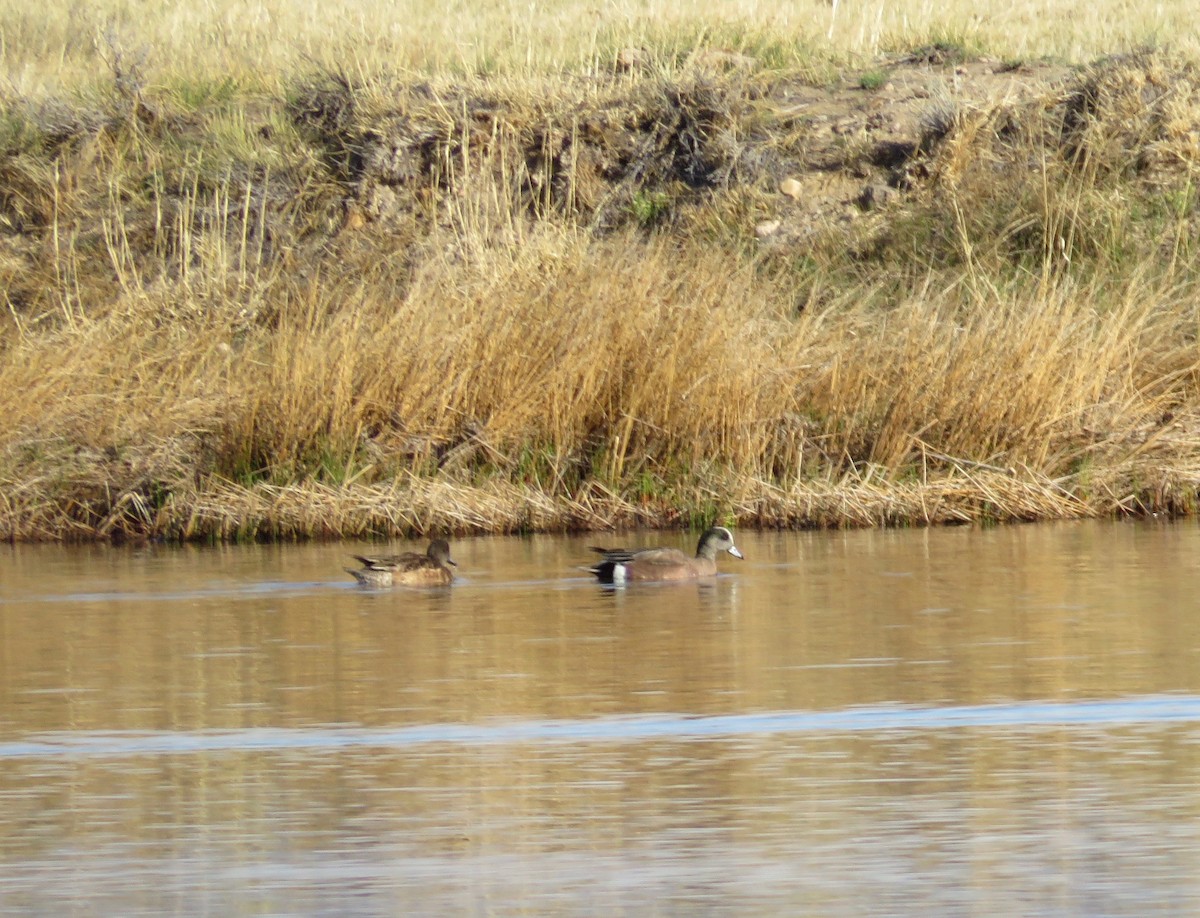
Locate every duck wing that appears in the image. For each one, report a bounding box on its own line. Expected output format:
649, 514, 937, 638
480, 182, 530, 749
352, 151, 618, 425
351, 552, 426, 571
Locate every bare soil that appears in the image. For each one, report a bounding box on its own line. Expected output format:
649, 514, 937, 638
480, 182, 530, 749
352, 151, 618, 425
295, 51, 1077, 251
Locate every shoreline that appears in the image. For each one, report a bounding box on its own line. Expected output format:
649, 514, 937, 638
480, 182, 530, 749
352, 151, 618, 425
3, 47, 1200, 542
0, 464, 1170, 543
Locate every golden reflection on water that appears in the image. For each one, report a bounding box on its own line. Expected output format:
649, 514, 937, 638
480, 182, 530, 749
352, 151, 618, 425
2, 520, 1200, 912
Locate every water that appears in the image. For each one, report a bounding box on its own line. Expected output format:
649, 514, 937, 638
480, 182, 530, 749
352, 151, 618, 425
2, 521, 1200, 915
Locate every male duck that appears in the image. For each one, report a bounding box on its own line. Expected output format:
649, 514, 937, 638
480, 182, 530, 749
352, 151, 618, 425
587, 526, 744, 583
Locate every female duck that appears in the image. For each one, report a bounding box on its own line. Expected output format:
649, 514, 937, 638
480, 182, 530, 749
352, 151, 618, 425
347, 539, 458, 586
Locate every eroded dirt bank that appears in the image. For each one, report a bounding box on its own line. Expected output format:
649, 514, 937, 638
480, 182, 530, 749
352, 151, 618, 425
3, 48, 1200, 541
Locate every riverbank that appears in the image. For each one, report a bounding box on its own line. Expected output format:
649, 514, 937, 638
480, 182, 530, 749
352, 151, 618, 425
3, 37, 1200, 540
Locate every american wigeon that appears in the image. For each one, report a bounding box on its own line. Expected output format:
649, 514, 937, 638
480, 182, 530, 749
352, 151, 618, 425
346, 539, 457, 586
587, 526, 744, 583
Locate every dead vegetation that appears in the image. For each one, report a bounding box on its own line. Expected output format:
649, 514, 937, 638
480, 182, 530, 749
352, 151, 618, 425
3, 47, 1200, 541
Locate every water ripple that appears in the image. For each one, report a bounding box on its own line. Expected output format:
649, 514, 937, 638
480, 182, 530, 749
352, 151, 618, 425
4, 694, 1200, 759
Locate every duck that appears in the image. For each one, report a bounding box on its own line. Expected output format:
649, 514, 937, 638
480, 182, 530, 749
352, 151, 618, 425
587, 526, 744, 583
346, 539, 457, 586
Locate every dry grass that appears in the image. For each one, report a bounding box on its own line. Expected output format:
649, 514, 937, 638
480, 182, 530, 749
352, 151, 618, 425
3, 33, 1200, 539
3, 0, 1200, 97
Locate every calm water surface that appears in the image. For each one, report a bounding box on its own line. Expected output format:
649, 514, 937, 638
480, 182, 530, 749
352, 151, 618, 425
2, 521, 1200, 915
